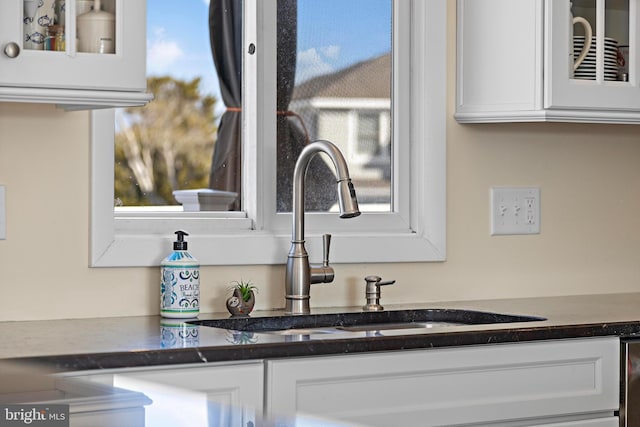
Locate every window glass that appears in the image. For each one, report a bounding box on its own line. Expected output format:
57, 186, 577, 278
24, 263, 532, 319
277, 0, 392, 212
114, 0, 222, 209
114, 0, 391, 214
570, 0, 630, 82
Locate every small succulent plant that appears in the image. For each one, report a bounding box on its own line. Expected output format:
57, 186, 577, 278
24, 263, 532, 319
230, 280, 258, 302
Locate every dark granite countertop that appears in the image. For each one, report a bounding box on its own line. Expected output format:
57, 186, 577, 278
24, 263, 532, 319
3, 293, 640, 372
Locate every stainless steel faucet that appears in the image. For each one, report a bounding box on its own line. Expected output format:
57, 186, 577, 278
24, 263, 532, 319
285, 140, 361, 315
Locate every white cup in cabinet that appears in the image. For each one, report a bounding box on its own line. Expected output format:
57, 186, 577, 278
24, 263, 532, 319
572, 16, 592, 71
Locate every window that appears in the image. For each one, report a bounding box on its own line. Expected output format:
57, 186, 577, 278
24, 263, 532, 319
91, 0, 446, 267
357, 113, 382, 157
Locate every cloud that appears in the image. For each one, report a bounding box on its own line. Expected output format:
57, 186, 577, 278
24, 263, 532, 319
320, 45, 340, 59
147, 27, 185, 74
296, 47, 339, 83
148, 40, 184, 73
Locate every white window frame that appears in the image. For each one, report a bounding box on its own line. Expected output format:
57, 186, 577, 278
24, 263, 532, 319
90, 0, 446, 267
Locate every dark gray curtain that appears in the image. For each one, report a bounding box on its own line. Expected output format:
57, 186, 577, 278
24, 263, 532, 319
209, 0, 336, 212
209, 0, 242, 211
276, 0, 336, 212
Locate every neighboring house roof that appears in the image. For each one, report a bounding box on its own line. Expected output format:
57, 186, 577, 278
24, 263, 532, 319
293, 52, 391, 100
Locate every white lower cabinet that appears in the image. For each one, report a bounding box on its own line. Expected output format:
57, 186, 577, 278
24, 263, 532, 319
529, 419, 618, 427
62, 337, 620, 426
68, 361, 263, 427
265, 337, 620, 426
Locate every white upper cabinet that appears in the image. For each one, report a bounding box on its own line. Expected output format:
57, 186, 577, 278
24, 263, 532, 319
0, 0, 151, 109
456, 0, 640, 124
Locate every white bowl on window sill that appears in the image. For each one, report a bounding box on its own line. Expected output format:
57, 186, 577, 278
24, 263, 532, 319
172, 189, 238, 211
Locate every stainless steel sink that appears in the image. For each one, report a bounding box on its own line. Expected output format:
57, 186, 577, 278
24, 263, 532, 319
258, 321, 469, 336
188, 309, 545, 336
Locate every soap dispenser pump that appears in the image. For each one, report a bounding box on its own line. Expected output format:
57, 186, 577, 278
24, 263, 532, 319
161, 231, 200, 318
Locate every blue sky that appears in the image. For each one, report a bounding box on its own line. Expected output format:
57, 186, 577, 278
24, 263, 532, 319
146, 1, 214, 92
147, 0, 391, 109
296, 0, 392, 80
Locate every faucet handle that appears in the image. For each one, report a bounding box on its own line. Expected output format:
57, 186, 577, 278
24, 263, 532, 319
364, 276, 396, 288
310, 234, 335, 285
322, 234, 331, 267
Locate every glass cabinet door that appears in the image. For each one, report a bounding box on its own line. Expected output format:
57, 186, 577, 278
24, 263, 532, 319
545, 0, 640, 111
1, 0, 146, 93
570, 0, 628, 82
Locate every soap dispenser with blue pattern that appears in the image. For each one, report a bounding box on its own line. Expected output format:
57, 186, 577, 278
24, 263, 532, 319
161, 230, 200, 318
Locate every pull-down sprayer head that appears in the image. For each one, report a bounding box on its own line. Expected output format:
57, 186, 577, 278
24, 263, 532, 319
291, 140, 360, 242
337, 179, 360, 219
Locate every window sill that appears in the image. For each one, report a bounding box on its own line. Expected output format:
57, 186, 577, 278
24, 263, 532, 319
93, 225, 445, 267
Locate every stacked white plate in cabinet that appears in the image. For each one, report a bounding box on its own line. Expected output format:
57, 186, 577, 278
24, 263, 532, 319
573, 36, 619, 80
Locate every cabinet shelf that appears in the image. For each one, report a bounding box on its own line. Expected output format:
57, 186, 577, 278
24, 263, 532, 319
0, 86, 153, 110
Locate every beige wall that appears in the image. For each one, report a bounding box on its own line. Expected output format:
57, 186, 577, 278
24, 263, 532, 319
2, 3, 640, 321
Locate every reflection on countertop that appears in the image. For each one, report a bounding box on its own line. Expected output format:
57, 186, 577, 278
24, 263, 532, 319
0, 361, 151, 426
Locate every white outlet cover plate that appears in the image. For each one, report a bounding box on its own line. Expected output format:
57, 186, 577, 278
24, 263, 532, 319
491, 187, 540, 235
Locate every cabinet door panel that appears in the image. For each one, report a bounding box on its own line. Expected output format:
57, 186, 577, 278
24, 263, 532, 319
71, 362, 263, 427
266, 338, 619, 427
456, 0, 543, 115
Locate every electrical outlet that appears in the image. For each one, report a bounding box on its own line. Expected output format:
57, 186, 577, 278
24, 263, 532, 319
0, 186, 5, 240
491, 187, 540, 235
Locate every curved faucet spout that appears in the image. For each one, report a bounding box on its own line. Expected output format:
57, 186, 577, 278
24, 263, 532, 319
285, 140, 361, 315
292, 140, 361, 242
